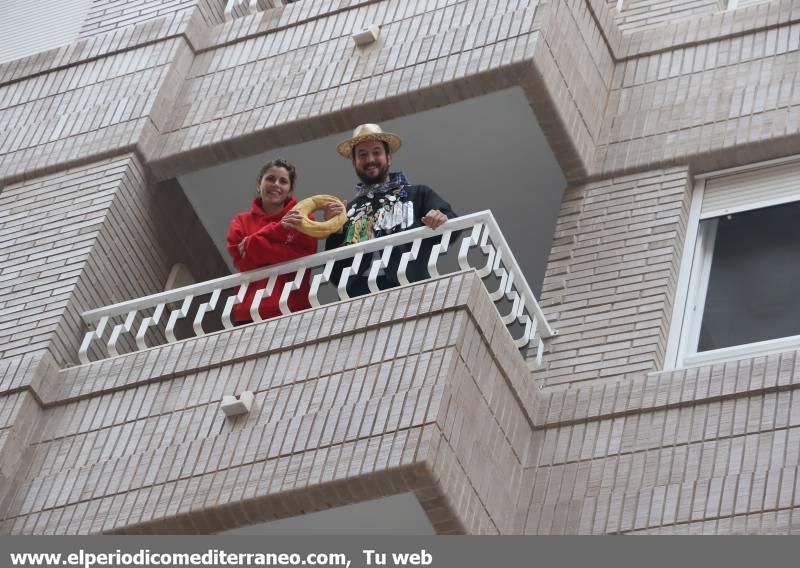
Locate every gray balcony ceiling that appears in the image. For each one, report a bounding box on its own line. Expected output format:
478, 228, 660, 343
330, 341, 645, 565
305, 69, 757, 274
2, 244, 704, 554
178, 87, 567, 294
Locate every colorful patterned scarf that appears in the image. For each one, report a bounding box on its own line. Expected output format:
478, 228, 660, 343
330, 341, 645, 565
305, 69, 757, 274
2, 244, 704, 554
354, 171, 410, 197
345, 172, 414, 244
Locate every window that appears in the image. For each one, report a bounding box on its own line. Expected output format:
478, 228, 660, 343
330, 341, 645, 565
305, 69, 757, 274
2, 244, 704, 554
0, 0, 91, 64
669, 159, 800, 368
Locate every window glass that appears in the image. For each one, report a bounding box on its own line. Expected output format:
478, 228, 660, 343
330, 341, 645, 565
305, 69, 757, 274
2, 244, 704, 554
697, 200, 800, 352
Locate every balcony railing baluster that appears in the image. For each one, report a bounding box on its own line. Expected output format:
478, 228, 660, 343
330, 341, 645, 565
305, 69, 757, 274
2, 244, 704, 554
337, 252, 363, 301
78, 316, 107, 364
367, 246, 393, 293
249, 278, 276, 323
427, 230, 451, 278
487, 252, 509, 301
309, 260, 334, 308
136, 302, 165, 351
396, 238, 422, 286
166, 295, 193, 343
107, 310, 137, 358
193, 288, 221, 336
222, 283, 247, 329
279, 267, 306, 315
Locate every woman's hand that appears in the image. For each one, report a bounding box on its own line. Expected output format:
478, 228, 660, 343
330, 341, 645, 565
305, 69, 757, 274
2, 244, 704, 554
281, 210, 304, 229
237, 237, 248, 258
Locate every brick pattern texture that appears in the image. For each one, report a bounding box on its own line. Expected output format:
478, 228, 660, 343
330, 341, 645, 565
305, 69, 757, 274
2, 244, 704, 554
79, 0, 201, 37
0, 38, 190, 183
529, 350, 800, 534
1, 0, 799, 535
523, 0, 616, 179
599, 13, 800, 175
0, 272, 540, 534
615, 0, 724, 32
534, 168, 691, 387
151, 0, 548, 179
0, 155, 226, 369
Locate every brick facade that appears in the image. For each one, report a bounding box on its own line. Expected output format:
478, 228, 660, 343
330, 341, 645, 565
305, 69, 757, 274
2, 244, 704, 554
1, 0, 799, 534
536, 167, 692, 387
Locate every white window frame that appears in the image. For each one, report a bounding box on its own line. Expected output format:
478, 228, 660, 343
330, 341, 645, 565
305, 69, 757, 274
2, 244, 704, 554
665, 156, 800, 370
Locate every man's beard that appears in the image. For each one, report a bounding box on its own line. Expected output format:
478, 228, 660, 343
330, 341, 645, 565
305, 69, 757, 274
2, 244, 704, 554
356, 162, 390, 185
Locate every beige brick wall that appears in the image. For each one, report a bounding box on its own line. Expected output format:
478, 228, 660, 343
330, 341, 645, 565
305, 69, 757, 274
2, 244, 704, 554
152, 0, 548, 179
523, 0, 616, 179
536, 167, 691, 387
530, 349, 800, 534
79, 0, 201, 37
0, 153, 225, 529
0, 155, 225, 370
2, 0, 797, 185
599, 2, 800, 175
1, 158, 138, 363
0, 351, 59, 529
0, 37, 192, 184
616, 0, 724, 32
0, 272, 541, 534
1, 0, 800, 535
0, 389, 46, 521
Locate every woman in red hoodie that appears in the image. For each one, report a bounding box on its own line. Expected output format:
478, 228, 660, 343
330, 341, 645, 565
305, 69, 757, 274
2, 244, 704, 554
226, 159, 318, 323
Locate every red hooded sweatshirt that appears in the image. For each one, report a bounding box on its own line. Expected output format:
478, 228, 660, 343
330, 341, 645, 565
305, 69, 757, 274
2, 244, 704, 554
227, 197, 317, 323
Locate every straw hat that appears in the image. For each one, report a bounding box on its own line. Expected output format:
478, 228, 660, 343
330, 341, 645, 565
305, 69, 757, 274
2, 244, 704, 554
336, 124, 402, 158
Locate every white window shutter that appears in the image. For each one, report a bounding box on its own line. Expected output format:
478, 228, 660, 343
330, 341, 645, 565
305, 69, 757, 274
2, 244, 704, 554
701, 160, 800, 219
0, 0, 92, 65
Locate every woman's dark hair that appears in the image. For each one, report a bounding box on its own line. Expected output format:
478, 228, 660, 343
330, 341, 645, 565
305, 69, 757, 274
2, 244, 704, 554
257, 159, 297, 191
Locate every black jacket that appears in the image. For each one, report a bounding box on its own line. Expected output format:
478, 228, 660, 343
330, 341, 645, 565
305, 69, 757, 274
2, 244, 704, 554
325, 183, 457, 296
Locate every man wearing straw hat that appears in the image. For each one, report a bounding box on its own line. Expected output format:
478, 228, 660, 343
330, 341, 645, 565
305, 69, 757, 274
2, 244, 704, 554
324, 123, 457, 296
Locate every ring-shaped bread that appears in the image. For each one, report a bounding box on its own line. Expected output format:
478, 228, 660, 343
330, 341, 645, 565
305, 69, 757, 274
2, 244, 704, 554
290, 194, 348, 238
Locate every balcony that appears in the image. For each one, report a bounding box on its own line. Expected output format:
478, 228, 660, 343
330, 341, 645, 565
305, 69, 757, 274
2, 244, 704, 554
0, 211, 560, 535
79, 211, 554, 369
3, 88, 565, 534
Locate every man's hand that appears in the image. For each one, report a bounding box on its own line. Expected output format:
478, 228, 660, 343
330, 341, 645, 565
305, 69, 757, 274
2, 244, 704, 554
237, 237, 248, 258
323, 200, 346, 220
421, 209, 448, 230
281, 210, 304, 229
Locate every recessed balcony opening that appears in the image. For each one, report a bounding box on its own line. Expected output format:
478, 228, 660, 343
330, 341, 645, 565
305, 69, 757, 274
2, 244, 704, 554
180, 87, 566, 294
79, 88, 566, 365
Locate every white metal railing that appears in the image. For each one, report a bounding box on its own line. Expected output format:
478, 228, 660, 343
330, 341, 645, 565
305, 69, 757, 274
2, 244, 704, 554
223, 0, 305, 21
79, 211, 556, 368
